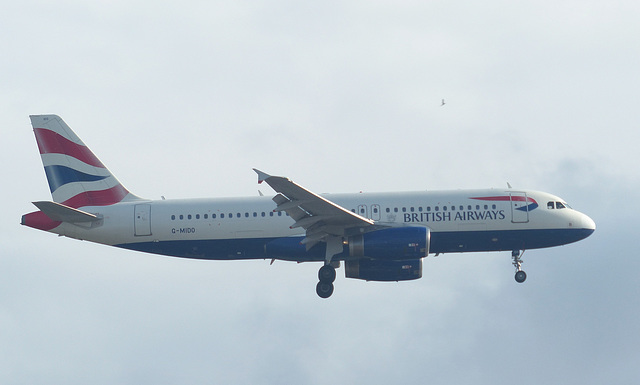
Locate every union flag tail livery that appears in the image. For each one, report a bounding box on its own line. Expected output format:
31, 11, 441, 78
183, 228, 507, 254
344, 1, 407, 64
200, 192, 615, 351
22, 115, 596, 298
30, 115, 140, 206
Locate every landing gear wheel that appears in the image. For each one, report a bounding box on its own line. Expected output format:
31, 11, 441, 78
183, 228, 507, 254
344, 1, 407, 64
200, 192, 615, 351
515, 270, 527, 283
318, 264, 336, 283
316, 282, 334, 298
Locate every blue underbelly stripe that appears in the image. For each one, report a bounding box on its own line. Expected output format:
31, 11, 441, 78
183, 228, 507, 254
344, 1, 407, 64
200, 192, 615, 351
115, 228, 594, 261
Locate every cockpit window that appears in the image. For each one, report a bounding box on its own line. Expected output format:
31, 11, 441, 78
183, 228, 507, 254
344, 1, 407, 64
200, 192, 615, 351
547, 201, 571, 210
548, 201, 571, 210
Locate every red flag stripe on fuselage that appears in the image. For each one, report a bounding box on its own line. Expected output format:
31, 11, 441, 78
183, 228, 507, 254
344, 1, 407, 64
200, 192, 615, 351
471, 196, 536, 203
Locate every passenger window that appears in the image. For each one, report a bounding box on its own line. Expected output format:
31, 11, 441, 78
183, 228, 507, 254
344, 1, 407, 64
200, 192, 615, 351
212, 214, 216, 219
261, 212, 265, 217
373, 207, 378, 213
468, 205, 472, 210
171, 215, 176, 220
443, 206, 447, 211
386, 208, 390, 213
476, 205, 480, 210
459, 205, 464, 211
492, 204, 496, 210
188, 214, 192, 220
253, 212, 257, 217
435, 206, 439, 212
402, 207, 407, 213
220, 214, 225, 218
196, 214, 200, 219
418, 207, 423, 212
394, 208, 398, 213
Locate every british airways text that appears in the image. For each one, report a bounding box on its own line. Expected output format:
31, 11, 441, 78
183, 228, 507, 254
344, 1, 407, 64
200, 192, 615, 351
404, 209, 506, 223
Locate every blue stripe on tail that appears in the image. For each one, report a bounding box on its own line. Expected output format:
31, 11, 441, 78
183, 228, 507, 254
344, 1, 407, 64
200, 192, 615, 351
44, 165, 108, 193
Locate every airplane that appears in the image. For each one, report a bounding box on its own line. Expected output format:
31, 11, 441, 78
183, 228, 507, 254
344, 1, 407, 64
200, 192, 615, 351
21, 115, 596, 298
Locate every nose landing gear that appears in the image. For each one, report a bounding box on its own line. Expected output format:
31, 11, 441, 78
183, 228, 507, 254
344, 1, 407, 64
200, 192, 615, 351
512, 250, 527, 283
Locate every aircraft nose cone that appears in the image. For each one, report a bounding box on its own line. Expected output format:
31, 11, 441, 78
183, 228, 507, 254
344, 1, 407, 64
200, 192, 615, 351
583, 214, 596, 231
580, 213, 596, 239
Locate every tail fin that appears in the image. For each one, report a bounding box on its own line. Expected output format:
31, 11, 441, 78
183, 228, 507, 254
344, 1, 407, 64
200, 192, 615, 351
30, 115, 141, 208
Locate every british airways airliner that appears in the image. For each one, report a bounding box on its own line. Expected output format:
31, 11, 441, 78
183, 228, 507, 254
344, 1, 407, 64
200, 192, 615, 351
22, 115, 595, 298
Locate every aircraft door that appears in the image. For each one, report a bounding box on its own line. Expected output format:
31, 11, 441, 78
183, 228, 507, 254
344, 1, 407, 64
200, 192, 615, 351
510, 192, 529, 223
134, 204, 152, 236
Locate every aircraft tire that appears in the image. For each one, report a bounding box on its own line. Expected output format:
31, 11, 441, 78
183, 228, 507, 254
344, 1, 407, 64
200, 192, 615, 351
515, 270, 527, 283
316, 282, 334, 298
318, 264, 336, 283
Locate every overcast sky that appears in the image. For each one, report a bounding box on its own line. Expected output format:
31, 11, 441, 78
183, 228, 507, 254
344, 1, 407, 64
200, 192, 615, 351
2, 1, 639, 384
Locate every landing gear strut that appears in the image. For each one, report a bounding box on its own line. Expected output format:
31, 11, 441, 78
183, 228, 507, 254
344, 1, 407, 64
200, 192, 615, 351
512, 250, 527, 283
316, 264, 336, 298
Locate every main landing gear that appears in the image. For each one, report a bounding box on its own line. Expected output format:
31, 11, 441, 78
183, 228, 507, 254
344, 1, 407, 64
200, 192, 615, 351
316, 264, 336, 299
512, 250, 527, 283
316, 236, 342, 299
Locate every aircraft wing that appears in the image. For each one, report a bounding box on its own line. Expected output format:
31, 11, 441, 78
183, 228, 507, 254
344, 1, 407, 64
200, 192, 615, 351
254, 169, 376, 249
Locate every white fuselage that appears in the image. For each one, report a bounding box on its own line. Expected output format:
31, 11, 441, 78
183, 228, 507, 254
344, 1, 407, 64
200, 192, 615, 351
46, 188, 595, 262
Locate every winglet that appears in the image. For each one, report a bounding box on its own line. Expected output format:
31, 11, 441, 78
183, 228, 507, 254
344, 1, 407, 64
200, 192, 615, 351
253, 168, 271, 184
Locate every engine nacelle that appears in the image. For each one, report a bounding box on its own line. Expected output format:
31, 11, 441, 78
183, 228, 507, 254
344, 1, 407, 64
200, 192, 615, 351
345, 258, 422, 281
348, 226, 430, 260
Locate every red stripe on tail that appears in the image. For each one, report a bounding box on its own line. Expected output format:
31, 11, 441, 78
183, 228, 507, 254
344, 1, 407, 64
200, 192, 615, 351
34, 128, 104, 168
62, 184, 130, 208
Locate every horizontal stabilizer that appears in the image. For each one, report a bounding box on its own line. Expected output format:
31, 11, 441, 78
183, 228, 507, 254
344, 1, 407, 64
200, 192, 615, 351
32, 201, 100, 223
